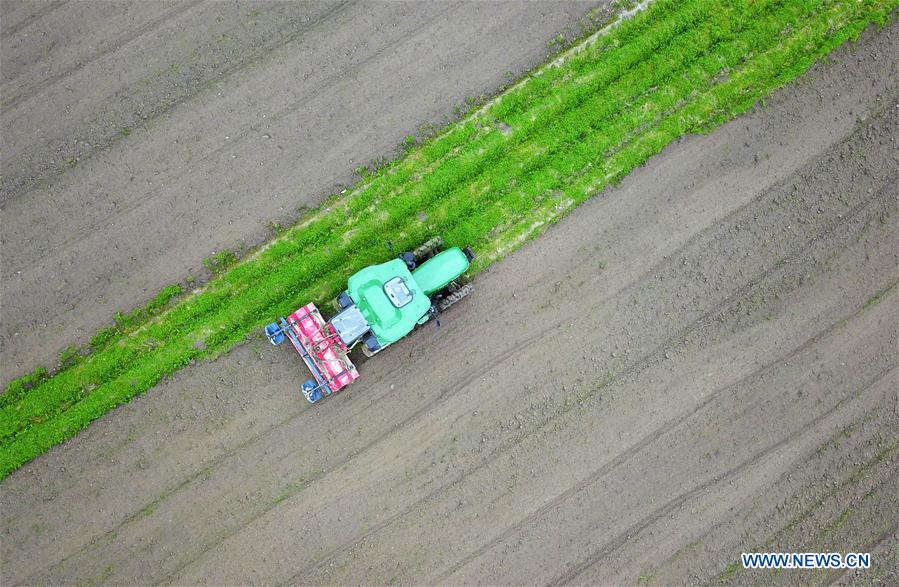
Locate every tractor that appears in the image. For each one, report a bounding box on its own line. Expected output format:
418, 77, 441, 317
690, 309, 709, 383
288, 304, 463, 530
264, 237, 474, 403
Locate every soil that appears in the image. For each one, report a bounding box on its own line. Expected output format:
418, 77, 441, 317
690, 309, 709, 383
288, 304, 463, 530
0, 0, 608, 383
1, 8, 897, 587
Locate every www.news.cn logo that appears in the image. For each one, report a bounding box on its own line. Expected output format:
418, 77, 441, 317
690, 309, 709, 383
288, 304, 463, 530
741, 552, 871, 570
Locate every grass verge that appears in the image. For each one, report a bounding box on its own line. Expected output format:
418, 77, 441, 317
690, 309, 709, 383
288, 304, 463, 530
1, 0, 895, 479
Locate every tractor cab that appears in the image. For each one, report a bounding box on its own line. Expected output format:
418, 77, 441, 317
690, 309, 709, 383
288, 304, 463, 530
265, 238, 474, 403
338, 257, 432, 353
335, 245, 473, 354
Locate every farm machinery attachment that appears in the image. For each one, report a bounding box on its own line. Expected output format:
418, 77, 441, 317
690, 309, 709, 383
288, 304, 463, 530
264, 237, 474, 403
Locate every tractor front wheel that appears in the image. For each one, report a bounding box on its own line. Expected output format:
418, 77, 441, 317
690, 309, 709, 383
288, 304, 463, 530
265, 322, 285, 345
411, 236, 444, 263
335, 291, 353, 311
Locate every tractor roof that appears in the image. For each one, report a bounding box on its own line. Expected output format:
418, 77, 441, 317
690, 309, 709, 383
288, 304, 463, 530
346, 258, 431, 345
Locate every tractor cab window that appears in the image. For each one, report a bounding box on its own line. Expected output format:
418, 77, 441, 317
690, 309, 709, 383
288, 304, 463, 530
384, 277, 414, 308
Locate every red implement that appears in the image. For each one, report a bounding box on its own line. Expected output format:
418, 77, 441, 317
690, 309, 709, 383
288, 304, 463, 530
283, 303, 359, 397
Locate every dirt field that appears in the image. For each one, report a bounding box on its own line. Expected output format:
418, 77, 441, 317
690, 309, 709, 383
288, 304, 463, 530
0, 0, 606, 383
2, 6, 897, 587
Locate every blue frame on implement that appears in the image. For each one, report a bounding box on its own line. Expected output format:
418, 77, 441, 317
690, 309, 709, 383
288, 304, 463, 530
265, 317, 350, 404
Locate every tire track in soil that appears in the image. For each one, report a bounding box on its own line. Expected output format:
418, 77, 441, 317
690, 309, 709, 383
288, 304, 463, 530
280, 151, 896, 583
700, 448, 899, 587
764, 453, 897, 586
2, 0, 461, 265
434, 285, 897, 583
300, 290, 886, 583
179, 97, 896, 559
549, 366, 896, 586
642, 395, 898, 585
1, 0, 205, 112
282, 92, 896, 579
4, 1, 605, 381
8, 1, 459, 266
0, 0, 68, 39
0, 0, 356, 203
79, 152, 808, 584
27, 312, 520, 584
10, 36, 736, 555
19, 86, 896, 586
822, 524, 899, 586
152, 343, 526, 583
24, 266, 552, 582
4, 20, 894, 584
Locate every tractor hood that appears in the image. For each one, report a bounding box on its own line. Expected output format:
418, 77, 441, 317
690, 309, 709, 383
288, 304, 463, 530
346, 258, 431, 345
411, 247, 471, 296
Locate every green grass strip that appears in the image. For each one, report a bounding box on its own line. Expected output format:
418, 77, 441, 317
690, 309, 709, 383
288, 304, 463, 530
1, 0, 894, 479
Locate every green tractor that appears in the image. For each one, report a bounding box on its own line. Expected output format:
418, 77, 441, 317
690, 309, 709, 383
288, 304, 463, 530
265, 237, 474, 403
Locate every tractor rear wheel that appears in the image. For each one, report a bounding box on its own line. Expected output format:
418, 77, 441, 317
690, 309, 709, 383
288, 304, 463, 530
436, 283, 473, 312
